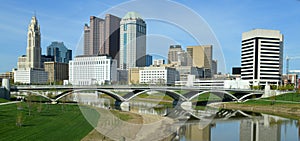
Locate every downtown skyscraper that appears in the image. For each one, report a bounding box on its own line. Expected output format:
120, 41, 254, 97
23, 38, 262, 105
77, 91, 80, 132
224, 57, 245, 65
15, 15, 48, 84
83, 14, 121, 66
17, 15, 41, 69
241, 29, 283, 86
119, 12, 147, 69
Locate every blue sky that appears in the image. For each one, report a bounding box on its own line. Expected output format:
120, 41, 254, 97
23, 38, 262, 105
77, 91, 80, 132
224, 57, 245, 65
1, 0, 300, 73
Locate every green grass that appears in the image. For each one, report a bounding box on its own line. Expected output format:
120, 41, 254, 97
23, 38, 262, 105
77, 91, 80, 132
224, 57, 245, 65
194, 93, 221, 102
110, 110, 133, 121
0, 98, 9, 103
242, 93, 300, 105
243, 100, 276, 105
0, 102, 99, 141
265, 93, 300, 101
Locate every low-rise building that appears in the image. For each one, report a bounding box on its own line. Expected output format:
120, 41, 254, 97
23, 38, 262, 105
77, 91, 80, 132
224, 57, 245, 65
69, 55, 117, 85
44, 62, 69, 83
153, 59, 165, 66
117, 69, 128, 84
175, 66, 204, 81
14, 68, 48, 84
128, 67, 143, 85
0, 71, 14, 81
139, 66, 179, 85
176, 78, 250, 89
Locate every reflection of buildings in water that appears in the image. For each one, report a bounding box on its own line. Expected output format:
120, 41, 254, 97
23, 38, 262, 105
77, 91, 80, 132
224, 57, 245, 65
240, 119, 281, 141
182, 123, 211, 141
74, 93, 112, 109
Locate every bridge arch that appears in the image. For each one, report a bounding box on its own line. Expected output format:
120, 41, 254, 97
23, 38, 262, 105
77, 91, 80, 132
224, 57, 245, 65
188, 90, 239, 102
17, 90, 54, 102
55, 89, 126, 102
238, 93, 263, 102
125, 89, 188, 101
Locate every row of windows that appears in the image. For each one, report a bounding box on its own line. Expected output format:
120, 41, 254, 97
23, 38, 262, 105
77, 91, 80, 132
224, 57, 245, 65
241, 69, 253, 73
261, 44, 280, 48
241, 51, 254, 56
260, 62, 279, 65
123, 23, 146, 33
241, 58, 253, 63
242, 41, 254, 46
261, 66, 279, 69
261, 41, 280, 44
71, 61, 110, 65
261, 48, 280, 52
260, 70, 279, 72
141, 71, 166, 73
260, 59, 279, 62
241, 55, 253, 60
141, 76, 165, 79
242, 45, 254, 50
241, 48, 253, 53
260, 55, 280, 58
261, 51, 280, 55
241, 62, 253, 66
141, 73, 165, 76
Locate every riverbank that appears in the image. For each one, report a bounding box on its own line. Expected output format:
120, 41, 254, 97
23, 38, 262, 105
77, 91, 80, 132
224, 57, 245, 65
82, 106, 174, 141
220, 102, 300, 120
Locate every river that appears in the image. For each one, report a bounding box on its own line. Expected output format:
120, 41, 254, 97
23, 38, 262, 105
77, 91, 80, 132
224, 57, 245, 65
74, 93, 300, 141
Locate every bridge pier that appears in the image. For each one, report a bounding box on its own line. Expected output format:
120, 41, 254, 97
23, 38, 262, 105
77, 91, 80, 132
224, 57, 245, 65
0, 78, 10, 100
115, 101, 130, 112
180, 101, 193, 111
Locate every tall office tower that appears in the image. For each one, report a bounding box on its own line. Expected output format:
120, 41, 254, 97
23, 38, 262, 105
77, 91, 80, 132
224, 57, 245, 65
84, 16, 105, 55
145, 54, 153, 66
212, 60, 218, 75
83, 14, 121, 65
26, 15, 41, 69
15, 15, 48, 84
168, 45, 183, 64
241, 29, 283, 86
16, 16, 44, 70
186, 45, 213, 69
47, 41, 72, 63
104, 14, 121, 66
83, 24, 91, 55
119, 12, 146, 69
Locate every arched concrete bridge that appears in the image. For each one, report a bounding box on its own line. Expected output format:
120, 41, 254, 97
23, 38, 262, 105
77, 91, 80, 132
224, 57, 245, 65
13, 87, 263, 110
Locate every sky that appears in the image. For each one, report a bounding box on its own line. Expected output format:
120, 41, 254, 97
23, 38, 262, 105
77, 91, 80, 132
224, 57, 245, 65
1, 0, 300, 73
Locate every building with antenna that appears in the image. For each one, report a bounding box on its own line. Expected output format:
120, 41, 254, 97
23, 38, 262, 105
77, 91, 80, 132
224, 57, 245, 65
14, 15, 48, 84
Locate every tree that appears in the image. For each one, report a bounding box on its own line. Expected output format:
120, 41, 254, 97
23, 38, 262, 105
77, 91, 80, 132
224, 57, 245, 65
26, 92, 33, 116
16, 102, 23, 127
252, 85, 262, 90
270, 85, 278, 90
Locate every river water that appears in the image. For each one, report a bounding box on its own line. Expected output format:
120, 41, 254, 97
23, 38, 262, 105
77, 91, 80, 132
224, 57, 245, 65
74, 93, 300, 141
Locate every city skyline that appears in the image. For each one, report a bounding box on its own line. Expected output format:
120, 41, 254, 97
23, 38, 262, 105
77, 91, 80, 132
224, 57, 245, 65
1, 0, 300, 73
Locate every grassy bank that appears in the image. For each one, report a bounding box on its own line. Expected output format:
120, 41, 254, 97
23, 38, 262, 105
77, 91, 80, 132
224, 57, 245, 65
0, 102, 98, 141
222, 93, 300, 120
0, 98, 9, 103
